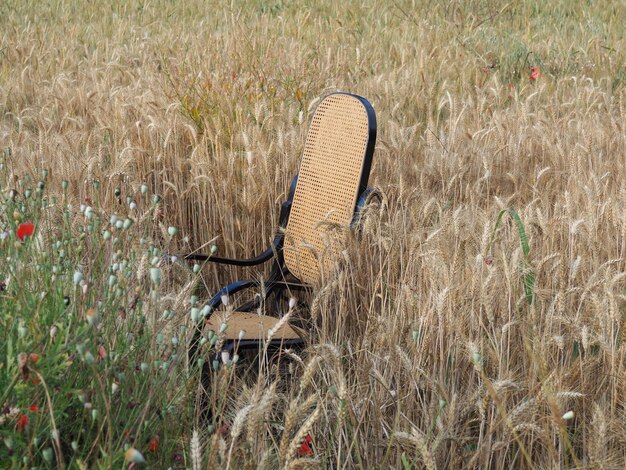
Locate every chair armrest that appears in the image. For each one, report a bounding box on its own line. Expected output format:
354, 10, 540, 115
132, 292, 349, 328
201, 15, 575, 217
351, 187, 381, 227
182, 174, 298, 265
182, 228, 287, 266
183, 243, 276, 266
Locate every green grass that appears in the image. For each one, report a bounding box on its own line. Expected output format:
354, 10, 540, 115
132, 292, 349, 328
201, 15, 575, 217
0, 169, 196, 467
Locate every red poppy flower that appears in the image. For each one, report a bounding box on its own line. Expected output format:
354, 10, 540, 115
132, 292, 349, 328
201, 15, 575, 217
16, 221, 35, 241
149, 435, 159, 453
30, 353, 39, 364
29, 405, 38, 412
17, 413, 28, 431
529, 66, 540, 80
32, 377, 39, 385
297, 435, 313, 456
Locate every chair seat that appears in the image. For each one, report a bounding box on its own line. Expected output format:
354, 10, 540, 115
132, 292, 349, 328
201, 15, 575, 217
206, 312, 301, 340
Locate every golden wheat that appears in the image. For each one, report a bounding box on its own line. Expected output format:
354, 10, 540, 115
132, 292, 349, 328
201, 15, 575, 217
1, 0, 625, 467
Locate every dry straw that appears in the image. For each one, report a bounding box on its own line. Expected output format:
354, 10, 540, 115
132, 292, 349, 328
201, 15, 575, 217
1, 0, 625, 467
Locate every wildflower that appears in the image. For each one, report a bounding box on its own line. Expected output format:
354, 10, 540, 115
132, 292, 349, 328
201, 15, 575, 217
125, 448, 146, 464
221, 351, 230, 364
167, 226, 178, 236
297, 435, 314, 456
18, 352, 29, 379
16, 413, 28, 431
149, 267, 161, 285
149, 435, 159, 453
85, 309, 98, 327
73, 271, 83, 285
140, 184, 148, 194
562, 411, 574, 420
129, 201, 137, 210
16, 222, 35, 241
29, 353, 38, 364
190, 308, 201, 322
529, 66, 540, 80
29, 405, 38, 412
84, 351, 95, 365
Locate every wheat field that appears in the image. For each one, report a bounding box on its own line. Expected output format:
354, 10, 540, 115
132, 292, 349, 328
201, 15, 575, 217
1, 0, 625, 468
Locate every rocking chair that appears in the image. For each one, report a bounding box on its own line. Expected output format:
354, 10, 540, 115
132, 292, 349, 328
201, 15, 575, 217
186, 92, 377, 415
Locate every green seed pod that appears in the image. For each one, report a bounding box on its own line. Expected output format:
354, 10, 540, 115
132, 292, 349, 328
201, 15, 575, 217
150, 267, 161, 285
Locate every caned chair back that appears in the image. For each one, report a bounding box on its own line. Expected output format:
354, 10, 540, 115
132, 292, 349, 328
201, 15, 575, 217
284, 93, 376, 284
